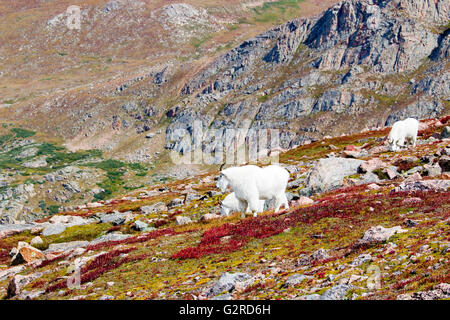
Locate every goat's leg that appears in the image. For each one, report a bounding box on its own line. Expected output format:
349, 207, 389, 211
274, 196, 282, 212
281, 193, 289, 210
247, 197, 260, 218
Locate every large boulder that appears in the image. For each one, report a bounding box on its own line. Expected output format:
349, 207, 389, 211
10, 242, 45, 265
7, 272, 44, 298
304, 158, 363, 194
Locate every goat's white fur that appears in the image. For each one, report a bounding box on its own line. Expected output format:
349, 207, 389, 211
220, 192, 265, 216
216, 164, 289, 218
387, 118, 419, 152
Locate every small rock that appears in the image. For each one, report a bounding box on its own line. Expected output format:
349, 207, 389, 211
438, 156, 450, 172
206, 272, 252, 297
383, 167, 398, 179
283, 274, 312, 287
46, 241, 89, 253
140, 202, 167, 214
30, 236, 44, 247
89, 233, 131, 245
397, 283, 450, 300
351, 254, 372, 266
423, 164, 442, 177
298, 248, 330, 265
393, 179, 450, 192
359, 158, 387, 173
98, 212, 128, 225
404, 219, 419, 227
367, 183, 380, 190
358, 225, 407, 245
206, 190, 220, 198
404, 172, 422, 182
201, 213, 221, 222
175, 216, 192, 225
0, 265, 26, 282
133, 220, 148, 231
291, 196, 314, 206
441, 126, 450, 139
320, 284, 354, 300
167, 198, 184, 208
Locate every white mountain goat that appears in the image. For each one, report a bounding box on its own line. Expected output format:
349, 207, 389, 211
220, 192, 265, 217
387, 118, 419, 152
216, 164, 289, 218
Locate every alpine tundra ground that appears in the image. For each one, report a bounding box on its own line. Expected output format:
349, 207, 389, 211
0, 116, 448, 300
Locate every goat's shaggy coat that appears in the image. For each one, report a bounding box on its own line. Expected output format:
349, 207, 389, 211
220, 192, 265, 216
217, 165, 289, 217
387, 118, 419, 152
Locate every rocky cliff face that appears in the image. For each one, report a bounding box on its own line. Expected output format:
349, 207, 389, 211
0, 0, 448, 166
166, 0, 449, 153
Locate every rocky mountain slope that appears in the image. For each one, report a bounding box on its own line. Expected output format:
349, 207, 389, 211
1, 0, 448, 158
166, 0, 450, 153
1, 0, 342, 222
1, 0, 448, 222
0, 0, 338, 159
0, 117, 448, 300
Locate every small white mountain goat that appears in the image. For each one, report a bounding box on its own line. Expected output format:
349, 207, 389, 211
387, 118, 419, 152
220, 192, 265, 217
216, 164, 289, 218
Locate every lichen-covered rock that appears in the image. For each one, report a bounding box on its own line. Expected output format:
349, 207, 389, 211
397, 283, 450, 300
359, 158, 387, 173
304, 158, 363, 194
320, 284, 354, 300
283, 274, 312, 288
46, 241, 90, 253
393, 179, 450, 192
206, 272, 252, 297
358, 225, 407, 245
10, 242, 45, 265
133, 220, 148, 231
140, 202, 168, 214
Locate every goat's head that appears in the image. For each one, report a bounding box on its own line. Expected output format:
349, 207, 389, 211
216, 172, 229, 192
